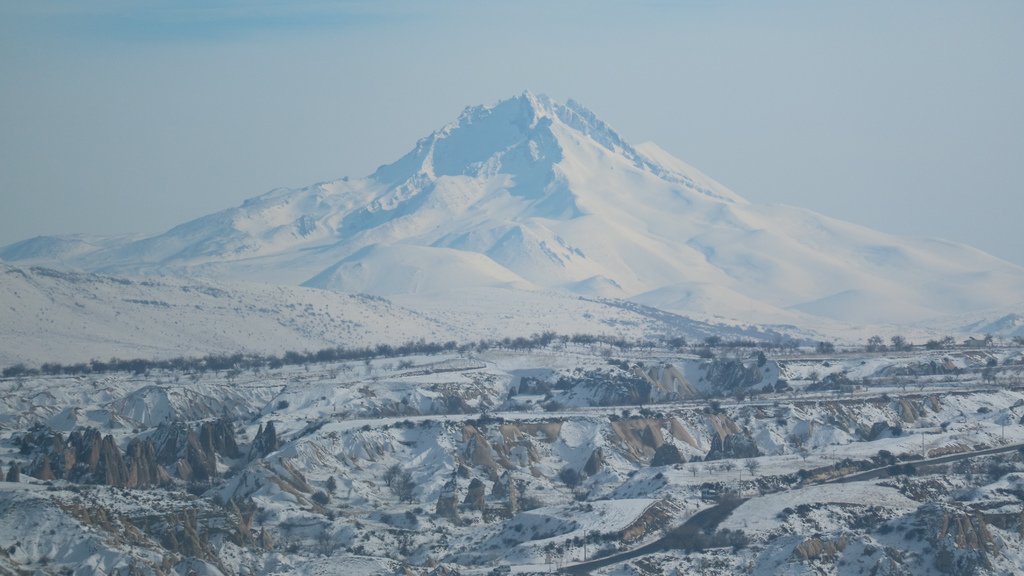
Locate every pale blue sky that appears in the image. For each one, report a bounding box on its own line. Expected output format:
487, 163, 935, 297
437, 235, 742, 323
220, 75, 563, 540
2, 1, 1022, 264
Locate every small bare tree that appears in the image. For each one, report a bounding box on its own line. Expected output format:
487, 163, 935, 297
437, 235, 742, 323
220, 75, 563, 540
395, 470, 416, 502
744, 458, 760, 477
383, 464, 402, 488
383, 464, 416, 502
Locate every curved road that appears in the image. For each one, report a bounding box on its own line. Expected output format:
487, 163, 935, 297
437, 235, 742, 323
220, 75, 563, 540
559, 497, 746, 574
560, 442, 1024, 574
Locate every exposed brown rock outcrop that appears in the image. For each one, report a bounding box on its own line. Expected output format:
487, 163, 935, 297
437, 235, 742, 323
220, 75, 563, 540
610, 418, 665, 461
199, 419, 240, 459
26, 427, 134, 487
155, 419, 241, 482
463, 478, 486, 511
436, 473, 459, 520
126, 438, 171, 488
704, 433, 760, 461
668, 418, 699, 448
491, 470, 519, 514
161, 509, 221, 567
150, 422, 215, 479
793, 535, 848, 561
916, 504, 998, 574
896, 399, 924, 423
462, 425, 499, 474
20, 420, 237, 488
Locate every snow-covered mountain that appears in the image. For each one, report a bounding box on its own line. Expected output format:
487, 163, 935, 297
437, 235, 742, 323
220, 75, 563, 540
4, 92, 1023, 327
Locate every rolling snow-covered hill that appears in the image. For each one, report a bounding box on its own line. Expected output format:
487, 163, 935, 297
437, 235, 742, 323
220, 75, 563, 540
3, 92, 1023, 327
0, 264, 764, 365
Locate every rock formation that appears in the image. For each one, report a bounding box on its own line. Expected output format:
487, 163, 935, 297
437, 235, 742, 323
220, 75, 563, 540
436, 472, 459, 520
463, 478, 486, 511
705, 433, 761, 461
582, 448, 604, 476
651, 443, 685, 467
249, 421, 279, 459
5, 462, 19, 482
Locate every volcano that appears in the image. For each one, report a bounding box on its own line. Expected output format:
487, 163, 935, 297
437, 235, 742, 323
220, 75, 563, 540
4, 92, 1023, 326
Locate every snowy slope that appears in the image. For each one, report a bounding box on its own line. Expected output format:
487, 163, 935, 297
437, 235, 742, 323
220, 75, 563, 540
0, 264, 755, 365
0, 264, 455, 365
5, 92, 1024, 328
305, 244, 534, 295
0, 234, 138, 263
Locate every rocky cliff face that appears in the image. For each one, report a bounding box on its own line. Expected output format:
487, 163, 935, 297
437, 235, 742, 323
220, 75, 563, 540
703, 359, 765, 393
199, 418, 241, 459
67, 428, 128, 486
126, 437, 171, 487
159, 508, 225, 570
153, 418, 241, 482
919, 504, 1000, 574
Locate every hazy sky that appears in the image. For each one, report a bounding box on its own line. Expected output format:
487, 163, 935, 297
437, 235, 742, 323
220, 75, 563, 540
2, 1, 1022, 264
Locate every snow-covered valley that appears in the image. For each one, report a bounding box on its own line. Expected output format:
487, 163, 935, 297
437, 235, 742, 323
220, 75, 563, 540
2, 341, 1024, 575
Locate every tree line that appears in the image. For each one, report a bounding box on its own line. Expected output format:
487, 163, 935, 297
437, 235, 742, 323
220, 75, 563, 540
0, 331, 677, 378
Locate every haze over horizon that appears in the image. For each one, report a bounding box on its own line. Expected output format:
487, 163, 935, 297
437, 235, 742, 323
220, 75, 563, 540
2, 1, 1022, 265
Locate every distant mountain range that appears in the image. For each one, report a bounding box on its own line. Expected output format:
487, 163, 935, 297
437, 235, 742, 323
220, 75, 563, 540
4, 92, 1023, 329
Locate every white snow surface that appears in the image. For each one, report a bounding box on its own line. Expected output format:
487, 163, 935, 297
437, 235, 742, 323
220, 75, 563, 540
4, 92, 1023, 331
0, 264, 755, 365
719, 480, 918, 536
3, 345, 1024, 575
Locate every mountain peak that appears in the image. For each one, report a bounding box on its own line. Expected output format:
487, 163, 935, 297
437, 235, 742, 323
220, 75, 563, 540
384, 92, 746, 206
456, 90, 555, 125
452, 91, 564, 129
373, 92, 642, 187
